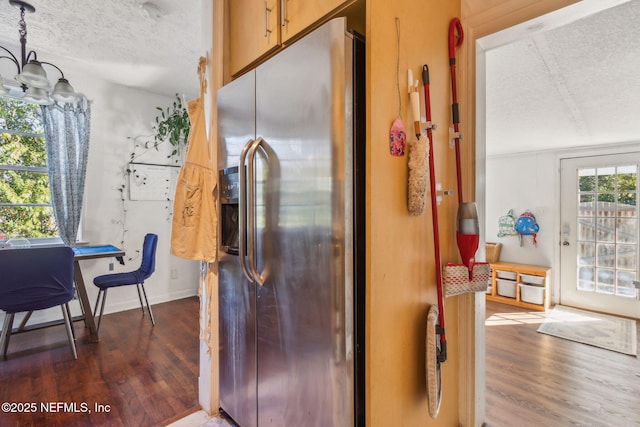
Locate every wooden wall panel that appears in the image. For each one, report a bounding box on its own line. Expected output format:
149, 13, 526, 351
366, 1, 461, 425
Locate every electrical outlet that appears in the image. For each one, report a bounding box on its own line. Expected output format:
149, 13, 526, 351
109, 263, 114, 271
171, 268, 178, 279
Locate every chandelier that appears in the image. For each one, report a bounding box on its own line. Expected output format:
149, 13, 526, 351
0, 0, 79, 105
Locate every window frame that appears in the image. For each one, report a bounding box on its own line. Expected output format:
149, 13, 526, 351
0, 97, 64, 246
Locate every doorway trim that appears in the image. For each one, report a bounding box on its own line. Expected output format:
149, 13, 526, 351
463, 0, 636, 425
459, 1, 580, 425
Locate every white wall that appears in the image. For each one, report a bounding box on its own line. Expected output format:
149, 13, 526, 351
1, 69, 200, 328
485, 151, 557, 269
79, 75, 200, 315
485, 143, 640, 304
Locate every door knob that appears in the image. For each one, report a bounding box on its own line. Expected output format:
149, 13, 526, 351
562, 241, 570, 246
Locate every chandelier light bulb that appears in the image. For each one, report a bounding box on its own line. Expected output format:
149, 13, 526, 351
16, 60, 50, 89
23, 86, 53, 105
51, 78, 78, 103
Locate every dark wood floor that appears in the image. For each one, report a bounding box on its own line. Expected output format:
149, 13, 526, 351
485, 300, 640, 427
0, 297, 200, 427
5, 297, 639, 426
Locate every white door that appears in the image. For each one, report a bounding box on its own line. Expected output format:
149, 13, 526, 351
560, 153, 640, 318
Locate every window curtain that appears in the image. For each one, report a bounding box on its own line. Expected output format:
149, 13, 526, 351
41, 100, 91, 246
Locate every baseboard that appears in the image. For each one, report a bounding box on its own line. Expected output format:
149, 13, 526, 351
0, 289, 199, 326
100, 288, 199, 315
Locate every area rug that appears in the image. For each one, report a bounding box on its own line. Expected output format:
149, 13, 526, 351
537, 305, 637, 356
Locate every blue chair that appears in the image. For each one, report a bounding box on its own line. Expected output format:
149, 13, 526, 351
93, 233, 158, 332
0, 246, 77, 359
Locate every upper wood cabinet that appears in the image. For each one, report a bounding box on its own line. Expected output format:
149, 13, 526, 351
280, 0, 347, 43
228, 0, 281, 76
228, 0, 356, 76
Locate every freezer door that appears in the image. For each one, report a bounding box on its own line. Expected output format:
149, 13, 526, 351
218, 73, 257, 172
254, 18, 354, 427
217, 71, 258, 427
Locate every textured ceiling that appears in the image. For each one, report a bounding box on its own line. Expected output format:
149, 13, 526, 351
485, 0, 640, 156
1, 0, 637, 153
0, 0, 202, 99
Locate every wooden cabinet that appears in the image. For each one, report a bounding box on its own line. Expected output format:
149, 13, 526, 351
228, 0, 281, 76
280, 0, 348, 43
228, 0, 358, 76
487, 262, 551, 311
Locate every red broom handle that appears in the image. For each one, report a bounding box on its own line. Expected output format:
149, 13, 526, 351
423, 65, 446, 360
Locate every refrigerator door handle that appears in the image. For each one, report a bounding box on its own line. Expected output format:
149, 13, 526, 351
247, 137, 267, 286
239, 138, 256, 283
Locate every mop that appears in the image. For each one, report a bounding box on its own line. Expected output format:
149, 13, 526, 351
422, 64, 445, 419
425, 304, 441, 417
448, 18, 481, 272
441, 19, 491, 295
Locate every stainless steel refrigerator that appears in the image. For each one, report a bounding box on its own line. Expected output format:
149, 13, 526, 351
217, 18, 365, 427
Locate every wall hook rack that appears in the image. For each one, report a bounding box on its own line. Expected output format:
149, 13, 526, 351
449, 126, 463, 148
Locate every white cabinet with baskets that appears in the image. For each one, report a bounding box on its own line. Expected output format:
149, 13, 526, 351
487, 262, 551, 310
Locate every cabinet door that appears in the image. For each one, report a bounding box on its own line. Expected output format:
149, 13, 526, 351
229, 0, 281, 75
280, 0, 349, 43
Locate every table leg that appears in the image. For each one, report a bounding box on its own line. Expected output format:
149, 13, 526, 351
74, 260, 99, 343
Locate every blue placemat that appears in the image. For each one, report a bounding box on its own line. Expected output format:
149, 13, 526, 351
72, 245, 122, 255
73, 245, 125, 264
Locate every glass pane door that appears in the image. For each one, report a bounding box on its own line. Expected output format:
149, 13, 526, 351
560, 154, 640, 318
576, 166, 637, 296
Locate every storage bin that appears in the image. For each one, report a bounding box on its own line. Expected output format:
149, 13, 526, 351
496, 270, 517, 280
519, 273, 545, 286
519, 283, 544, 305
496, 278, 517, 298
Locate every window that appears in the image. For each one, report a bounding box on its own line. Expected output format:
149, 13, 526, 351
577, 165, 638, 297
0, 97, 59, 242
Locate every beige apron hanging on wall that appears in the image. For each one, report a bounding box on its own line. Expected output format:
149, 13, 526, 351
170, 57, 217, 262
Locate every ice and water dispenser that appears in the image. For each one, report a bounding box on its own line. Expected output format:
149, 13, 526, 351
219, 167, 239, 255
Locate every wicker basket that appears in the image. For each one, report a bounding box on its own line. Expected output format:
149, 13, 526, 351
443, 263, 492, 298
485, 242, 502, 263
